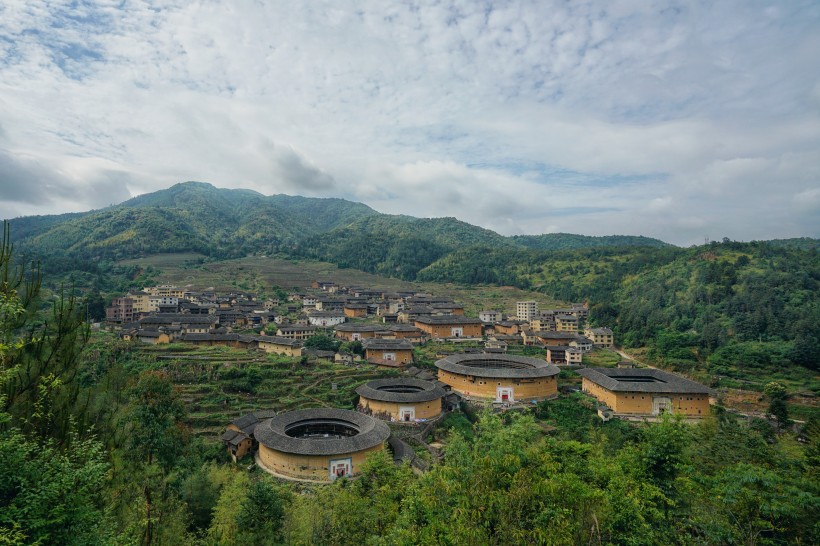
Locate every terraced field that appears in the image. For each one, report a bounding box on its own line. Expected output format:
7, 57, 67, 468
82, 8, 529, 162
133, 344, 397, 438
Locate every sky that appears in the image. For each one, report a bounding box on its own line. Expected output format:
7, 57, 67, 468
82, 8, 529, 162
1, 0, 819, 246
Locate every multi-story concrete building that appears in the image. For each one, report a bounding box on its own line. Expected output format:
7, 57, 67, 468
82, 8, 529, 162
516, 301, 538, 321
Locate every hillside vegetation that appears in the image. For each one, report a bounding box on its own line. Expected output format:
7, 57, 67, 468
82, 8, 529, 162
6, 183, 818, 398
9, 181, 669, 279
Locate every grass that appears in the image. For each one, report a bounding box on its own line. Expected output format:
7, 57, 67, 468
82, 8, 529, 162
581, 348, 622, 367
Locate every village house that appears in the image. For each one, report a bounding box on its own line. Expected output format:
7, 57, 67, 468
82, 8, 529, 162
495, 320, 529, 336
545, 346, 583, 365
276, 325, 319, 340
182, 333, 258, 349
343, 303, 369, 318
301, 295, 319, 308
312, 280, 337, 291
106, 297, 135, 323
221, 410, 277, 462
478, 310, 502, 323
138, 314, 219, 334
529, 317, 556, 332
144, 284, 186, 299
135, 330, 172, 344
307, 310, 346, 327
363, 339, 415, 368
555, 314, 580, 332
576, 367, 712, 417
414, 315, 483, 339
431, 302, 465, 315
376, 324, 426, 343
569, 336, 594, 352
585, 327, 615, 347
334, 323, 385, 341
532, 331, 582, 346
397, 305, 437, 323
257, 335, 304, 357
315, 298, 346, 311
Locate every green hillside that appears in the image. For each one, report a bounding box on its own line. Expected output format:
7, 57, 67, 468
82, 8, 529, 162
418, 241, 820, 396
10, 182, 378, 261
512, 232, 670, 250
293, 215, 513, 279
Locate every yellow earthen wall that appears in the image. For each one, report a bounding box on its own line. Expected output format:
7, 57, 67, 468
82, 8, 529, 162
581, 378, 710, 416
366, 348, 414, 364
416, 322, 483, 338
258, 443, 384, 481
226, 424, 253, 459
335, 330, 379, 341
359, 397, 442, 420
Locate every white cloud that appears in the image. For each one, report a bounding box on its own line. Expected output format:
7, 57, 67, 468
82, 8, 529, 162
0, 0, 818, 245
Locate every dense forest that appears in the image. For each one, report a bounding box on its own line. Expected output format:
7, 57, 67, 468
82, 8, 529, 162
2, 218, 819, 544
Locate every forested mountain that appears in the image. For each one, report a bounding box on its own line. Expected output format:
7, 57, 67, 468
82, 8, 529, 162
7, 181, 670, 278
10, 182, 379, 261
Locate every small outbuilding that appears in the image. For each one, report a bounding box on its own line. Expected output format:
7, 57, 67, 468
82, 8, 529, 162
221, 410, 277, 462
356, 378, 447, 422
435, 353, 560, 403
254, 408, 390, 482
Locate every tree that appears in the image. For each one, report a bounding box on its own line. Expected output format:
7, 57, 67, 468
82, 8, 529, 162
0, 221, 114, 543
303, 334, 340, 352
1, 221, 89, 441
120, 370, 189, 545
236, 478, 289, 543
763, 381, 790, 426
0, 428, 115, 545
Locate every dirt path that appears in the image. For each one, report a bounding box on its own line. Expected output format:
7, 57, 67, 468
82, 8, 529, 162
613, 347, 656, 368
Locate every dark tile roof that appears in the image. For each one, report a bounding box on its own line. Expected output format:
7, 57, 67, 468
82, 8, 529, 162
436, 353, 560, 379
535, 331, 580, 340
139, 314, 218, 324
335, 324, 384, 332
575, 367, 712, 394
231, 410, 278, 435
257, 335, 303, 347
181, 333, 240, 342
254, 408, 390, 456
356, 378, 446, 404
363, 339, 414, 351
415, 315, 483, 325
220, 429, 249, 446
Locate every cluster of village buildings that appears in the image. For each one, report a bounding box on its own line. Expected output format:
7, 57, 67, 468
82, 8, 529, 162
105, 282, 614, 368
106, 280, 711, 446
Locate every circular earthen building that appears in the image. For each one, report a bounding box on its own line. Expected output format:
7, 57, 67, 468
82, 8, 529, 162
435, 353, 560, 403
356, 378, 447, 422
254, 408, 390, 481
